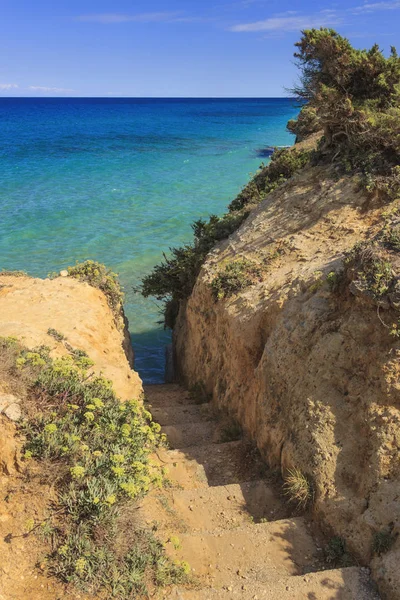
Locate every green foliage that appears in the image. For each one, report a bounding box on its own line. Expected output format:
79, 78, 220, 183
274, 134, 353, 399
3, 342, 188, 598
283, 468, 313, 509
289, 28, 400, 196
67, 261, 123, 314
325, 536, 353, 567
47, 328, 66, 342
228, 147, 312, 212
141, 211, 249, 327
345, 242, 394, 299
210, 258, 262, 301
372, 528, 396, 555
0, 269, 28, 277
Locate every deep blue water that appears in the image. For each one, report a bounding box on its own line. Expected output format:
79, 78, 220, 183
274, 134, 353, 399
0, 97, 299, 383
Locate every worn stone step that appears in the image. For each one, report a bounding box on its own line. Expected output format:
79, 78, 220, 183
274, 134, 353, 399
162, 421, 222, 449
166, 518, 318, 587
165, 567, 380, 599
144, 384, 197, 408
138, 480, 290, 535
150, 403, 211, 426
156, 441, 267, 489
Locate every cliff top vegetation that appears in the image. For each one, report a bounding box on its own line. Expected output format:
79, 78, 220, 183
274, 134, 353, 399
142, 29, 400, 326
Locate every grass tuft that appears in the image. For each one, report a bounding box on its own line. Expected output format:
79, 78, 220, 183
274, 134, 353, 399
283, 468, 313, 509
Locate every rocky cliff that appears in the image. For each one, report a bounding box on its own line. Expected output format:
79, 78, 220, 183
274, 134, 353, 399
0, 272, 142, 600
174, 165, 400, 598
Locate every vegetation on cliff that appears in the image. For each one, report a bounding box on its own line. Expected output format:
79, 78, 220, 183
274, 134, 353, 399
142, 28, 400, 326
289, 28, 400, 196
1, 336, 188, 598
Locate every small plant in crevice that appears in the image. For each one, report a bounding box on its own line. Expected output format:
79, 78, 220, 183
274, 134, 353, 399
47, 328, 66, 342
372, 527, 396, 555
283, 468, 313, 510
325, 536, 353, 567
220, 420, 242, 443
0, 336, 189, 598
210, 258, 263, 301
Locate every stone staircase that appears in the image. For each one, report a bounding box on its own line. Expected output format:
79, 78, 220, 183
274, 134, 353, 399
141, 384, 380, 600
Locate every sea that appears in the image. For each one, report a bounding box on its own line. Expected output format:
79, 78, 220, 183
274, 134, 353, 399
0, 97, 299, 383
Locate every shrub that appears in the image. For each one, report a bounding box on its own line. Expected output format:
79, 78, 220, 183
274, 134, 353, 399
373, 528, 396, 555
283, 468, 313, 509
67, 261, 123, 314
1, 340, 188, 598
289, 29, 400, 196
228, 147, 312, 212
344, 242, 394, 299
141, 211, 249, 327
47, 328, 66, 342
325, 536, 353, 567
210, 259, 263, 300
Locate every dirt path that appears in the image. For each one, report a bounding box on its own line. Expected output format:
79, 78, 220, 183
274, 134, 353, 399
141, 384, 381, 600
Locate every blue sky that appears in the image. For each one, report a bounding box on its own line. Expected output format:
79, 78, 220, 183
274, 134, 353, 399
1, 0, 399, 97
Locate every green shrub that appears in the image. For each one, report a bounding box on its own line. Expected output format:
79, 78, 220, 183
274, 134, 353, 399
228, 147, 312, 212
67, 261, 123, 314
345, 242, 394, 299
372, 528, 396, 555
325, 536, 353, 566
289, 29, 400, 196
210, 259, 262, 300
1, 340, 188, 598
47, 328, 66, 342
142, 211, 249, 327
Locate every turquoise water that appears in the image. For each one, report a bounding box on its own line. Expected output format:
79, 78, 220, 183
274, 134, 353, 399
0, 98, 298, 382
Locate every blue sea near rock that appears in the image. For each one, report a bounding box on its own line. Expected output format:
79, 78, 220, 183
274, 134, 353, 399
0, 97, 299, 382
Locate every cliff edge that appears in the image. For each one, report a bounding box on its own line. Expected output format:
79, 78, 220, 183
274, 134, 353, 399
174, 165, 400, 598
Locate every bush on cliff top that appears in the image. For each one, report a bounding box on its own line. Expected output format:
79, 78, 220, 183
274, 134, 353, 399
1, 337, 188, 598
67, 260, 124, 314
289, 28, 400, 196
142, 29, 400, 326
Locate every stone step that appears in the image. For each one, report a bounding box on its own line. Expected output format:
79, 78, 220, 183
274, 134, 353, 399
138, 480, 290, 535
156, 441, 267, 489
150, 403, 212, 426
166, 518, 318, 587
165, 567, 380, 599
144, 384, 197, 408
162, 421, 222, 449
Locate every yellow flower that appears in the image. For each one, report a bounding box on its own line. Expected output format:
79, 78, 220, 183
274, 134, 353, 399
84, 411, 95, 422
93, 450, 102, 457
111, 466, 125, 477
86, 404, 96, 410
44, 423, 57, 434
74, 557, 87, 576
111, 453, 125, 464
93, 497, 100, 505
58, 545, 69, 557
24, 450, 33, 460
80, 444, 89, 452
70, 465, 86, 479
121, 423, 131, 437
105, 495, 116, 505
92, 397, 104, 409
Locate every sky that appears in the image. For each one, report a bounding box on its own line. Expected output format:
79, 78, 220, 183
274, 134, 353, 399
1, 0, 399, 97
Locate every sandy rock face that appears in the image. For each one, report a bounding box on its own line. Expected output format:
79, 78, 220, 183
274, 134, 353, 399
0, 274, 142, 400
174, 166, 400, 599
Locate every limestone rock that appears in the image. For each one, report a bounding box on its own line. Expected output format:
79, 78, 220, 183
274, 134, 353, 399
4, 403, 22, 422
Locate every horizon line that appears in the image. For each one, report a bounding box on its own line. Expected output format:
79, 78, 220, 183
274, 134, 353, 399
0, 95, 297, 100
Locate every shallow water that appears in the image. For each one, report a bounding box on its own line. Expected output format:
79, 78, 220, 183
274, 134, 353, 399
0, 98, 299, 382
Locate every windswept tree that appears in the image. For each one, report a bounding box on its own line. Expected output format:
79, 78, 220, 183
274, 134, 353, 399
288, 28, 400, 196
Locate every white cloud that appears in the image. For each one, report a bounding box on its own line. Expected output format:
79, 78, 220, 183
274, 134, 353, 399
230, 11, 342, 32
353, 0, 400, 12
76, 12, 181, 24
0, 83, 19, 90
28, 86, 75, 93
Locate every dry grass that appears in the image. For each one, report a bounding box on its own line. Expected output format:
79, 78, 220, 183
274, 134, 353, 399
283, 468, 313, 509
